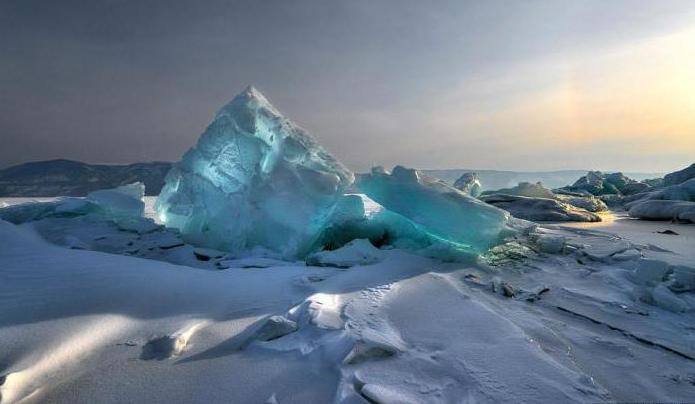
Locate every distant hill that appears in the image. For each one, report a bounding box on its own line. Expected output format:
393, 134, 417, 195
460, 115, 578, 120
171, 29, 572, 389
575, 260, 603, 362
423, 169, 664, 191
0, 159, 172, 196
0, 159, 665, 197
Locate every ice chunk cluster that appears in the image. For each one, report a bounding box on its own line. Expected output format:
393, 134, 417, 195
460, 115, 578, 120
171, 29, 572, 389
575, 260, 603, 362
0, 182, 146, 223
155, 87, 516, 260
155, 86, 353, 258
559, 171, 646, 196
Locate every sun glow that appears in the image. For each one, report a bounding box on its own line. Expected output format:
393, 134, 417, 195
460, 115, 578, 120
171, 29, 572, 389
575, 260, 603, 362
495, 26, 695, 150
417, 24, 695, 171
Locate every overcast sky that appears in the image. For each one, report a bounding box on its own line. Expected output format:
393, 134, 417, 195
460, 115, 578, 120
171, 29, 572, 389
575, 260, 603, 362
1, 0, 694, 172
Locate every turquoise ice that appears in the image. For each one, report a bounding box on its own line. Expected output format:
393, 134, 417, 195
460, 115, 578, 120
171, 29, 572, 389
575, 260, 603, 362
155, 87, 515, 260
356, 166, 516, 255
155, 86, 353, 258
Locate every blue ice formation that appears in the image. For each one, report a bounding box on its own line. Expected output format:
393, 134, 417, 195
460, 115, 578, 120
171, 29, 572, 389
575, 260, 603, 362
86, 182, 145, 217
155, 87, 516, 260
356, 166, 516, 255
155, 86, 353, 258
311, 193, 433, 252
310, 192, 501, 261
0, 183, 146, 224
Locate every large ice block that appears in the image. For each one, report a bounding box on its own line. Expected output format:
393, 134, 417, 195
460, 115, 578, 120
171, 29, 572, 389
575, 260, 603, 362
310, 192, 492, 261
356, 166, 515, 254
155, 86, 353, 258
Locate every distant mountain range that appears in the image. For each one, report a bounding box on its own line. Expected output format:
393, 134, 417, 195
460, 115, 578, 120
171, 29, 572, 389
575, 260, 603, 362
0, 159, 665, 197
0, 160, 172, 196
422, 169, 664, 191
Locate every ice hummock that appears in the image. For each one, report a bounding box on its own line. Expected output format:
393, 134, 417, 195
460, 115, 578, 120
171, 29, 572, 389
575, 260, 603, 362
155, 87, 518, 260
356, 166, 518, 255
155, 86, 354, 259
311, 193, 452, 258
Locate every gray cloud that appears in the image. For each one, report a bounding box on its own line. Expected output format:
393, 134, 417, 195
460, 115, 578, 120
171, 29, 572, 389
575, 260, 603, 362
1, 0, 693, 171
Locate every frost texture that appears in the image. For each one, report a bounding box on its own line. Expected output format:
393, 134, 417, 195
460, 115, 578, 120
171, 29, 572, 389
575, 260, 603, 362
155, 86, 353, 258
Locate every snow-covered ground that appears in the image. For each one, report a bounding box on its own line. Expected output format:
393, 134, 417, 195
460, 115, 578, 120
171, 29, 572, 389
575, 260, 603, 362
1, 198, 694, 403
560, 210, 695, 263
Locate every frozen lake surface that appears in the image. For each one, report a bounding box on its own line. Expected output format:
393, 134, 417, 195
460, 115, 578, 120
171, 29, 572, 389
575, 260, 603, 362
1, 198, 694, 403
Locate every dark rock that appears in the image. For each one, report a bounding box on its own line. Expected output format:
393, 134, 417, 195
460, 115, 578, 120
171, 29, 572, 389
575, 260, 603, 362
642, 177, 664, 188
140, 335, 185, 360
664, 163, 695, 186
480, 194, 601, 222
560, 171, 642, 196
501, 283, 515, 297
657, 230, 679, 235
621, 182, 651, 195
628, 200, 695, 223
253, 316, 298, 342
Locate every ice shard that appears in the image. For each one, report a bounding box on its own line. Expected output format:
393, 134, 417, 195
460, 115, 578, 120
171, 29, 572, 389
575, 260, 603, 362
453, 172, 482, 197
155, 86, 354, 258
